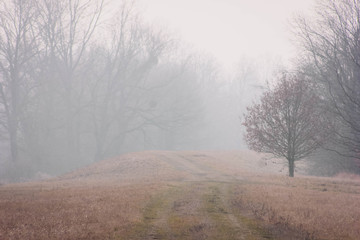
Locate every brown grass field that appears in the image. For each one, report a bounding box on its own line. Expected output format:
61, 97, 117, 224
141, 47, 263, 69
0, 151, 359, 239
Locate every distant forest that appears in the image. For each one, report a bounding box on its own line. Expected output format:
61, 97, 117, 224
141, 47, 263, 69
0, 0, 359, 181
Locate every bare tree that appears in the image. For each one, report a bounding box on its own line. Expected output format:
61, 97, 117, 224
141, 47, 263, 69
87, 18, 170, 160
0, 0, 38, 163
0, 0, 224, 179
294, 0, 360, 163
86, 6, 204, 159
243, 73, 330, 177
34, 0, 104, 164
146, 55, 205, 150
0, 0, 105, 174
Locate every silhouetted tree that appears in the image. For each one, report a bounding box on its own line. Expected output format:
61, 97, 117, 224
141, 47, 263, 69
0, 0, 38, 163
294, 0, 360, 167
243, 74, 330, 177
86, 3, 171, 161
0, 0, 225, 180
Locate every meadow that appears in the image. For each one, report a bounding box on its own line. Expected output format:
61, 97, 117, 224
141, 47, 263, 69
0, 151, 359, 239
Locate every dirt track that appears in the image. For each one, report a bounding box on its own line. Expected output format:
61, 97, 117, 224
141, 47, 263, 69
99, 151, 275, 239
0, 151, 288, 239
158, 152, 237, 182
119, 181, 271, 240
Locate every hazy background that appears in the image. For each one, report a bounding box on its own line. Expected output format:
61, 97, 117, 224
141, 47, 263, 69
0, 0, 322, 181
137, 0, 314, 68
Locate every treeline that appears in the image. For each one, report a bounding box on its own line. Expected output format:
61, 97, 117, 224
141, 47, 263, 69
1, 0, 275, 181
243, 0, 360, 176
0, 0, 224, 179
295, 0, 360, 174
5, 0, 356, 180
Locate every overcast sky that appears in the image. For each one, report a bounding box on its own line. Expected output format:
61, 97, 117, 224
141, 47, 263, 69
137, 0, 315, 69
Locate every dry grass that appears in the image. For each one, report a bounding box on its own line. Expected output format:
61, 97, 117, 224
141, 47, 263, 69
335, 172, 360, 181
0, 181, 164, 240
231, 175, 360, 239
60, 151, 186, 182
1, 150, 359, 239
59, 150, 284, 183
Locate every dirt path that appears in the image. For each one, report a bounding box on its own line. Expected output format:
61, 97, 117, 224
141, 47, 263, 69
119, 181, 272, 240
3, 151, 359, 239
157, 152, 237, 182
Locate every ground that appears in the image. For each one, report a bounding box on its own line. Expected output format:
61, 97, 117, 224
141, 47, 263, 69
0, 151, 359, 239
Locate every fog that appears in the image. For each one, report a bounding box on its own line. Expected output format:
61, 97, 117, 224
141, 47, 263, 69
0, 0, 314, 181
137, 0, 314, 68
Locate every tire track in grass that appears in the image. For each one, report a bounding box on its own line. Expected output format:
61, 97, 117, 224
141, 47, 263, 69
203, 182, 272, 240
119, 181, 274, 240
158, 152, 236, 182
118, 184, 180, 240
142, 182, 210, 240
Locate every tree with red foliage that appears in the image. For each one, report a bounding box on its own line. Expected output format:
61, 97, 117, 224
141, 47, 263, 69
243, 74, 330, 177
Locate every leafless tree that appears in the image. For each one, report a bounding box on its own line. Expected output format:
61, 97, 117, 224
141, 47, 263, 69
243, 73, 331, 177
146, 56, 206, 150
0, 0, 39, 163
86, 5, 206, 158
0, 0, 223, 179
34, 0, 104, 164
294, 0, 360, 163
86, 3, 171, 160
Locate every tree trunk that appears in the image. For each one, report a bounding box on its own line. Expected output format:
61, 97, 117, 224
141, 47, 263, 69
94, 135, 105, 162
9, 125, 18, 163
288, 158, 295, 177
9, 76, 19, 163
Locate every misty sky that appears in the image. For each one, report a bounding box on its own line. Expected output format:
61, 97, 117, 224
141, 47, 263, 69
138, 0, 315, 68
